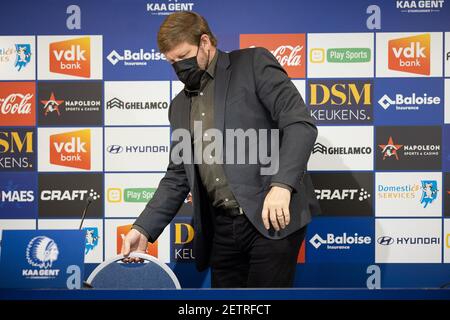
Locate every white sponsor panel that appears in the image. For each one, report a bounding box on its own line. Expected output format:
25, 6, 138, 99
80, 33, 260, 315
104, 219, 170, 263
104, 127, 170, 172
376, 32, 442, 77
0, 219, 36, 243
0, 36, 35, 80
375, 172, 442, 217
105, 173, 164, 218
37, 35, 103, 80
309, 126, 374, 171
105, 81, 170, 125
292, 80, 306, 101
307, 33, 374, 78
37, 127, 103, 172
171, 80, 184, 98
445, 79, 450, 124
376, 218, 441, 263
445, 32, 450, 77
37, 219, 103, 263
444, 219, 450, 263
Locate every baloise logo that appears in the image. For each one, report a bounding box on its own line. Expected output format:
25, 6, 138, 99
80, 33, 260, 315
107, 49, 165, 66
309, 233, 372, 250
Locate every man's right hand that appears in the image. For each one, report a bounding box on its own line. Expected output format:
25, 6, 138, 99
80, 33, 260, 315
121, 228, 148, 263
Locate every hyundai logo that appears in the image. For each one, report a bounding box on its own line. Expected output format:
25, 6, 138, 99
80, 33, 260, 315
107, 145, 123, 154
377, 236, 394, 246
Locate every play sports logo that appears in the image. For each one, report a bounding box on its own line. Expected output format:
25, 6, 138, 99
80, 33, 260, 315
50, 129, 91, 170
388, 33, 430, 75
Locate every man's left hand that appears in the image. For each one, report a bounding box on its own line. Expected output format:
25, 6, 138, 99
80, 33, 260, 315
262, 186, 291, 231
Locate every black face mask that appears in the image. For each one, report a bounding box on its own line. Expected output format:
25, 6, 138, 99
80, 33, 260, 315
172, 42, 210, 94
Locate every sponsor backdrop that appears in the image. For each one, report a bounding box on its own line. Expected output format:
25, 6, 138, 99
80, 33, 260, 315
0, 0, 449, 289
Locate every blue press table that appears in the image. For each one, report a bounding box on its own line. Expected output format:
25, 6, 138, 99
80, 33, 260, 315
1, 288, 450, 300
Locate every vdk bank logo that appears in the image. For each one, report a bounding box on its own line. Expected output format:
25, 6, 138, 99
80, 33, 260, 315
49, 37, 90, 78
388, 34, 430, 75
50, 129, 91, 170
24, 236, 60, 279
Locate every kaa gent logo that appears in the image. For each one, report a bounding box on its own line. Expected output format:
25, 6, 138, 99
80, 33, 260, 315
23, 236, 60, 279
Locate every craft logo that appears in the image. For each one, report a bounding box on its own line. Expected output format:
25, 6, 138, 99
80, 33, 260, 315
49, 37, 90, 78
107, 49, 165, 66
50, 129, 91, 170
83, 227, 99, 255
38, 173, 103, 218
0, 82, 35, 126
377, 180, 439, 209
396, 0, 444, 13
310, 47, 370, 63
22, 236, 60, 279
107, 187, 156, 203
309, 233, 372, 250
116, 224, 158, 257
388, 34, 430, 75
308, 80, 373, 124
146, 0, 195, 15
376, 126, 441, 170
313, 142, 372, 155
240, 34, 306, 78
0, 128, 35, 171
378, 92, 440, 110
311, 172, 374, 216
106, 97, 168, 110
172, 220, 195, 261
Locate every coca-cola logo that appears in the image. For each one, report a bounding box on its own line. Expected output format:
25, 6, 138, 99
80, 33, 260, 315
0, 93, 33, 115
271, 45, 303, 67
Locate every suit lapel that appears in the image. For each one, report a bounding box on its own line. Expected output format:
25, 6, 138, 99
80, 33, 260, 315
214, 50, 231, 134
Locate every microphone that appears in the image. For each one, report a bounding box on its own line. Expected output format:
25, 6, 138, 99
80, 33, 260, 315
79, 196, 94, 230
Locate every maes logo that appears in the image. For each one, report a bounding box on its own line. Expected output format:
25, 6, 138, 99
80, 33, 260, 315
50, 37, 90, 78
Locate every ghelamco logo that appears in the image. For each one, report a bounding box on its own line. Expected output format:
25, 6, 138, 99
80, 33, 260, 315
378, 92, 440, 110
107, 49, 165, 66
309, 233, 372, 250
23, 236, 60, 279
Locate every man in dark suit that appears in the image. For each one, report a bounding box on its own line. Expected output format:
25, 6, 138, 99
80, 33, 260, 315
121, 11, 319, 288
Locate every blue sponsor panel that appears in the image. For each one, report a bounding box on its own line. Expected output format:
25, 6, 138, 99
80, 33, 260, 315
444, 125, 450, 172
306, 217, 374, 263
0, 172, 37, 219
374, 78, 444, 125
0, 230, 85, 288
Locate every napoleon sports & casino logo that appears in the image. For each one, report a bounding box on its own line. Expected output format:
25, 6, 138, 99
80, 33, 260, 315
240, 34, 305, 78
49, 37, 91, 78
49, 129, 91, 170
389, 33, 430, 75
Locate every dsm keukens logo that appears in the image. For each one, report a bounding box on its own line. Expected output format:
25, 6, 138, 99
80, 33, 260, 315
23, 236, 60, 279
